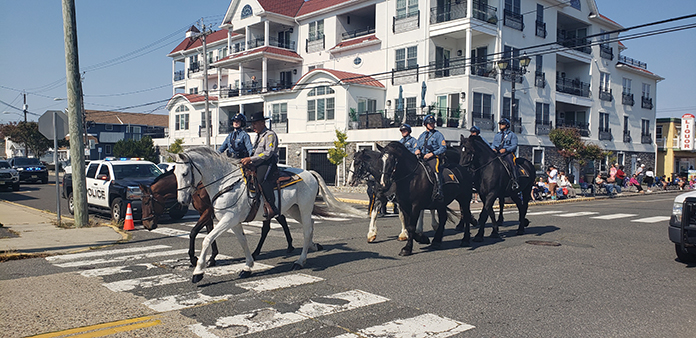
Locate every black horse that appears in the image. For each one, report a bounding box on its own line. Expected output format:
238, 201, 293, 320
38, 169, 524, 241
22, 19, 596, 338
378, 141, 477, 256
459, 135, 536, 242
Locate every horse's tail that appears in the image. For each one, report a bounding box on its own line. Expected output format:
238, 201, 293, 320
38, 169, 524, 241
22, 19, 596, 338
309, 170, 364, 217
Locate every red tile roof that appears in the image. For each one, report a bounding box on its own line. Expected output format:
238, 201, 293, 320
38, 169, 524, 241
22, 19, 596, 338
216, 46, 302, 62
330, 34, 379, 50
296, 68, 384, 88
85, 110, 169, 127
296, 0, 348, 17
169, 30, 232, 55
619, 63, 656, 76
258, 0, 305, 17
168, 93, 218, 107
598, 13, 621, 27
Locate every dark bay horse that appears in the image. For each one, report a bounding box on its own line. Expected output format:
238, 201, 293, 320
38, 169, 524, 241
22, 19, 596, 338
459, 135, 536, 242
140, 170, 294, 267
378, 141, 477, 256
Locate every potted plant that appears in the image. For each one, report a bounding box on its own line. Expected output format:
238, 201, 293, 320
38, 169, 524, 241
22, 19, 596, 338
448, 105, 461, 128
349, 108, 359, 130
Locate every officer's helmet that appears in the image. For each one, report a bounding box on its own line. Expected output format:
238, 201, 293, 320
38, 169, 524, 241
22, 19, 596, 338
498, 118, 510, 128
399, 124, 412, 133
232, 113, 247, 127
423, 115, 436, 126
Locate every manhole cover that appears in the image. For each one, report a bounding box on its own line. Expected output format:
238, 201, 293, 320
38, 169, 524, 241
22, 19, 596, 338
525, 240, 561, 247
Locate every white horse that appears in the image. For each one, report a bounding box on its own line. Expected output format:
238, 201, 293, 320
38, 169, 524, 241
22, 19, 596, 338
174, 147, 358, 283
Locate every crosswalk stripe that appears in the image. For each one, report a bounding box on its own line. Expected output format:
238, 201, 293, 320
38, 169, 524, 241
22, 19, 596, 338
590, 213, 638, 220
80, 263, 160, 277
631, 216, 671, 223
52, 249, 188, 268
45, 245, 171, 262
181, 222, 255, 235
525, 211, 563, 216
188, 289, 390, 338
332, 313, 475, 338
555, 211, 599, 217
144, 272, 321, 312
150, 227, 190, 237
103, 273, 187, 292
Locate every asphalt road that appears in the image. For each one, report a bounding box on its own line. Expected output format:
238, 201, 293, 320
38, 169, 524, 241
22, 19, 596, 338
1, 190, 695, 337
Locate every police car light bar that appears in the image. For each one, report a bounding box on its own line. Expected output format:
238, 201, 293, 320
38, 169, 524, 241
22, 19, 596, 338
104, 157, 144, 161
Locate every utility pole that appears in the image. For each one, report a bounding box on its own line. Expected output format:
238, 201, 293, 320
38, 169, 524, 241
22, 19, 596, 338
22, 92, 28, 122
61, 0, 88, 227
187, 20, 213, 146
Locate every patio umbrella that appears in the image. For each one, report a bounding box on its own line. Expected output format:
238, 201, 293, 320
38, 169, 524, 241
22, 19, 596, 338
397, 85, 404, 111
421, 81, 427, 108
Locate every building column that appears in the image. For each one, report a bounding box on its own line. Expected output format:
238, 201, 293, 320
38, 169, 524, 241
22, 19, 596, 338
240, 64, 244, 92
262, 57, 268, 93
245, 26, 249, 50
264, 21, 270, 47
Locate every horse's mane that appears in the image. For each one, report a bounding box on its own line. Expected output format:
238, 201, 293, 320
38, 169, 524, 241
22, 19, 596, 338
152, 169, 174, 184
185, 146, 242, 166
468, 135, 496, 155
384, 141, 418, 164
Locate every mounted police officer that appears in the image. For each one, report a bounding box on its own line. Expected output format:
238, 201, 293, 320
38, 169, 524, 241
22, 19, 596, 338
468, 125, 493, 149
399, 124, 417, 154
492, 118, 520, 191
241, 112, 280, 218
218, 113, 253, 159
415, 115, 446, 201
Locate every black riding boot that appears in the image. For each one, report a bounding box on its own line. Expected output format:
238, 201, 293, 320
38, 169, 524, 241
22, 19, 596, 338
510, 166, 520, 192
432, 173, 444, 201
261, 180, 279, 219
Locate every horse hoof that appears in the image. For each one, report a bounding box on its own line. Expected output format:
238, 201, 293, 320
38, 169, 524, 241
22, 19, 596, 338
207, 259, 216, 267
398, 248, 412, 256
238, 270, 252, 279
397, 235, 408, 241
291, 263, 303, 271
190, 257, 198, 268
473, 236, 484, 242
367, 235, 376, 243
286, 245, 295, 253
316, 244, 323, 251
192, 274, 204, 284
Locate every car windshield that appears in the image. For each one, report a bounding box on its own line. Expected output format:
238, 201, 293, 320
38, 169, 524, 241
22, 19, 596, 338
14, 158, 41, 166
0, 161, 10, 169
112, 163, 163, 180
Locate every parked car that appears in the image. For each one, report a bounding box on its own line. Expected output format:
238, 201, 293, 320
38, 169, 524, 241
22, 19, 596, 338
8, 157, 48, 184
670, 191, 696, 263
62, 159, 90, 174
0, 160, 20, 191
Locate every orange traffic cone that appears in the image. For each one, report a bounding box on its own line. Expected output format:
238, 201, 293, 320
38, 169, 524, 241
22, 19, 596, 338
123, 203, 135, 231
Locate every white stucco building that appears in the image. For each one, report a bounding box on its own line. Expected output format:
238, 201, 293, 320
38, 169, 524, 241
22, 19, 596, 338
158, 0, 662, 184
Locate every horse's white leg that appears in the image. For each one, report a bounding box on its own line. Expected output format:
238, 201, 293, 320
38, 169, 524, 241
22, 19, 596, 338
230, 222, 254, 273
367, 207, 379, 242
192, 216, 230, 282
398, 210, 408, 241
293, 208, 314, 269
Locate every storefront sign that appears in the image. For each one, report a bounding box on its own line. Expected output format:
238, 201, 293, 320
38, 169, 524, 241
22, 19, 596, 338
681, 114, 695, 150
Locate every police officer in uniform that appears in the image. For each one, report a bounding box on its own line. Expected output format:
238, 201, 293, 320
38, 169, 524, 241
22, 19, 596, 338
491, 118, 520, 191
415, 115, 446, 201
241, 112, 280, 218
468, 125, 493, 148
399, 124, 417, 154
218, 113, 253, 158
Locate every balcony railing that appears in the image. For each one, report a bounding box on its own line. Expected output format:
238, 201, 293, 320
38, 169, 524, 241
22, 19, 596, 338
247, 38, 265, 49
427, 107, 463, 128
503, 9, 523, 31
622, 93, 634, 106
306, 34, 325, 53
535, 120, 552, 135
641, 133, 652, 144
599, 87, 613, 102
535, 72, 546, 88
598, 128, 613, 141
642, 96, 653, 109
558, 122, 590, 137
472, 112, 495, 131
600, 44, 613, 60
656, 137, 666, 148
535, 20, 547, 38
502, 116, 523, 133
270, 118, 288, 134
268, 37, 296, 50
556, 78, 590, 97
174, 70, 185, 81
231, 44, 246, 53
557, 30, 591, 54
470, 61, 498, 79
429, 56, 466, 79
393, 10, 420, 33
430, 1, 466, 24
188, 61, 201, 75
623, 131, 632, 143
392, 64, 419, 85
472, 1, 498, 24
341, 27, 375, 40
618, 54, 647, 69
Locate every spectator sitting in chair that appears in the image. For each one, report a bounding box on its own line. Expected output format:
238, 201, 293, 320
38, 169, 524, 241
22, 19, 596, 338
559, 171, 576, 198
597, 172, 618, 196
616, 165, 627, 192
531, 177, 542, 201
629, 174, 645, 194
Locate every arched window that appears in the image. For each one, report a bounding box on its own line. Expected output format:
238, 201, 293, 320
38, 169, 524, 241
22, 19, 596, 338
241, 5, 253, 19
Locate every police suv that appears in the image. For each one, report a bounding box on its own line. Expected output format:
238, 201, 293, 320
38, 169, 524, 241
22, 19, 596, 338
670, 190, 696, 263
61, 158, 186, 221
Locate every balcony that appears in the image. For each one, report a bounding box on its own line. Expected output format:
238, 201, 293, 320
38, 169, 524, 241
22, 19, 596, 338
641, 132, 652, 144
618, 54, 647, 69
268, 37, 296, 50
557, 30, 591, 54
174, 70, 185, 81
188, 61, 201, 76
472, 1, 498, 24
247, 38, 265, 49
600, 44, 613, 60
556, 78, 590, 97
231, 44, 246, 54
642, 96, 653, 109
470, 61, 498, 79
598, 128, 613, 141
428, 107, 464, 128
535, 20, 547, 38
472, 112, 495, 131
393, 10, 420, 34
535, 120, 552, 135
623, 131, 632, 143
535, 72, 546, 88
656, 137, 666, 148
430, 1, 466, 24
599, 87, 613, 102
341, 27, 375, 40
429, 56, 466, 79
622, 93, 634, 106
558, 122, 590, 137
503, 9, 523, 31
392, 64, 419, 85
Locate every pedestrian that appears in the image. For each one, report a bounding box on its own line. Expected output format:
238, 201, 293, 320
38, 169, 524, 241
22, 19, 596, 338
547, 165, 558, 200
559, 170, 575, 198
644, 167, 655, 192
635, 163, 645, 185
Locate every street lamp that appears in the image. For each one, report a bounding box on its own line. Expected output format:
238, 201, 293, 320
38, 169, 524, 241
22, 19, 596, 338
498, 53, 531, 131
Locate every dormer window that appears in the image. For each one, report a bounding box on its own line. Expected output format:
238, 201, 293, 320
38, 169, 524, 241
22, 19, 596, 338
241, 4, 252, 19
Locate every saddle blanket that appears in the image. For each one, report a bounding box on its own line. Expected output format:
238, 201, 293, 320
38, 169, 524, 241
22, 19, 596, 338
442, 167, 459, 185
246, 169, 303, 193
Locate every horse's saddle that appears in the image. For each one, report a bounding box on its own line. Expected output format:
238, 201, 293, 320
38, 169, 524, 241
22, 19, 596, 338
244, 169, 303, 193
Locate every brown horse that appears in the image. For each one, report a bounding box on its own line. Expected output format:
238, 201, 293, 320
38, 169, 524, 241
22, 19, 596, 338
140, 170, 294, 267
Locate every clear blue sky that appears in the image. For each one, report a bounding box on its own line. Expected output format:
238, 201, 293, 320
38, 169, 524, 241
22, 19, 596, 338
0, 0, 694, 124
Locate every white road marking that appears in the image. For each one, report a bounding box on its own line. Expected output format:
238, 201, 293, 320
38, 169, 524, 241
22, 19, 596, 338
631, 216, 671, 223
236, 273, 324, 292
204, 262, 273, 277
151, 227, 190, 237
144, 272, 322, 312
332, 313, 475, 338
188, 290, 389, 337
80, 263, 160, 277
555, 211, 599, 217
590, 213, 638, 220
181, 222, 255, 235
103, 273, 187, 292
525, 211, 563, 216
52, 249, 188, 268
46, 245, 171, 262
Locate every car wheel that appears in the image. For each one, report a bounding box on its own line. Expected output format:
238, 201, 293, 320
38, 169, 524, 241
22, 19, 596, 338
168, 203, 188, 220
111, 197, 124, 222
12, 182, 20, 191
67, 193, 75, 215
675, 243, 696, 263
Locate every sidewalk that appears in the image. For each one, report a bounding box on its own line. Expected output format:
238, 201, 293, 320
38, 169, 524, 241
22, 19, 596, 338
0, 200, 124, 257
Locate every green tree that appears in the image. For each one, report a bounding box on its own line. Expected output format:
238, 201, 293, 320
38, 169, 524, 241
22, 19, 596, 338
113, 136, 159, 163
0, 121, 52, 158
166, 138, 185, 161
549, 127, 583, 172
328, 129, 348, 165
